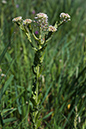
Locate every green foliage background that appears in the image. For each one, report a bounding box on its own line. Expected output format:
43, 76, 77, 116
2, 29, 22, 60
0, 0, 86, 128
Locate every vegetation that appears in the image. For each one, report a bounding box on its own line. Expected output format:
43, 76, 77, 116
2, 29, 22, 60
0, 0, 86, 129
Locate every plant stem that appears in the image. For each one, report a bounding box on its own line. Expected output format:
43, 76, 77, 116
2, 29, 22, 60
36, 64, 39, 102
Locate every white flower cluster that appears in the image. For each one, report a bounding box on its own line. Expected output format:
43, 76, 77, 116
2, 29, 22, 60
23, 19, 32, 25
48, 25, 57, 32
36, 13, 48, 19
35, 13, 48, 31
60, 12, 71, 22
12, 12, 70, 35
12, 16, 22, 22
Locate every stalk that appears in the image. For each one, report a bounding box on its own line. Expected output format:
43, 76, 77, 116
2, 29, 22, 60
36, 64, 39, 102
32, 45, 45, 128
12, 12, 71, 129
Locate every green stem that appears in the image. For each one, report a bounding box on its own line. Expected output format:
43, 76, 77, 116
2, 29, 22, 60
32, 34, 46, 128
36, 65, 39, 102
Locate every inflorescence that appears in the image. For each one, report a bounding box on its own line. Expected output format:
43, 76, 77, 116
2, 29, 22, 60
60, 12, 71, 22
12, 12, 70, 34
12, 12, 71, 45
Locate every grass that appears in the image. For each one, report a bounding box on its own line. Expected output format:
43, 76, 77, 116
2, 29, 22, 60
0, 0, 86, 128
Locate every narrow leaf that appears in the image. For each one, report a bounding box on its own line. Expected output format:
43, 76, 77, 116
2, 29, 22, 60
0, 75, 14, 102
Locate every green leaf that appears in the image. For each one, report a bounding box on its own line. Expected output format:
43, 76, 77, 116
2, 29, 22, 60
43, 111, 53, 120
0, 75, 14, 102
5, 52, 12, 62
37, 118, 42, 128
3, 117, 16, 124
14, 82, 22, 115
30, 97, 37, 107
0, 42, 10, 63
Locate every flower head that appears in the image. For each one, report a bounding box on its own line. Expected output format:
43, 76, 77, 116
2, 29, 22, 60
23, 19, 32, 25
34, 13, 48, 31
60, 12, 71, 21
36, 13, 48, 19
12, 16, 22, 22
48, 25, 57, 32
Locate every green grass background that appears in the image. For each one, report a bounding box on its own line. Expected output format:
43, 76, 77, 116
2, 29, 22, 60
0, 0, 86, 128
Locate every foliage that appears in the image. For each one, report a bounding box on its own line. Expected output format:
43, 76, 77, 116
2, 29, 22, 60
0, 0, 86, 129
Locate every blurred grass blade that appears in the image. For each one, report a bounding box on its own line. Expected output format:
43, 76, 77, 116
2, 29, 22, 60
0, 75, 14, 102
15, 82, 22, 115
0, 113, 4, 127
0, 42, 10, 64
41, 83, 52, 105
3, 117, 16, 124
43, 111, 53, 120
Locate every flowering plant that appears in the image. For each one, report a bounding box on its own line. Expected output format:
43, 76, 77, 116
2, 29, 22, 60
12, 12, 70, 129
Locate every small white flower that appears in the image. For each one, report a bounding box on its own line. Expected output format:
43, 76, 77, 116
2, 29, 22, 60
36, 13, 48, 19
60, 12, 70, 21
1, 73, 6, 77
12, 16, 22, 22
2, 0, 7, 4
48, 25, 57, 32
23, 19, 32, 24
